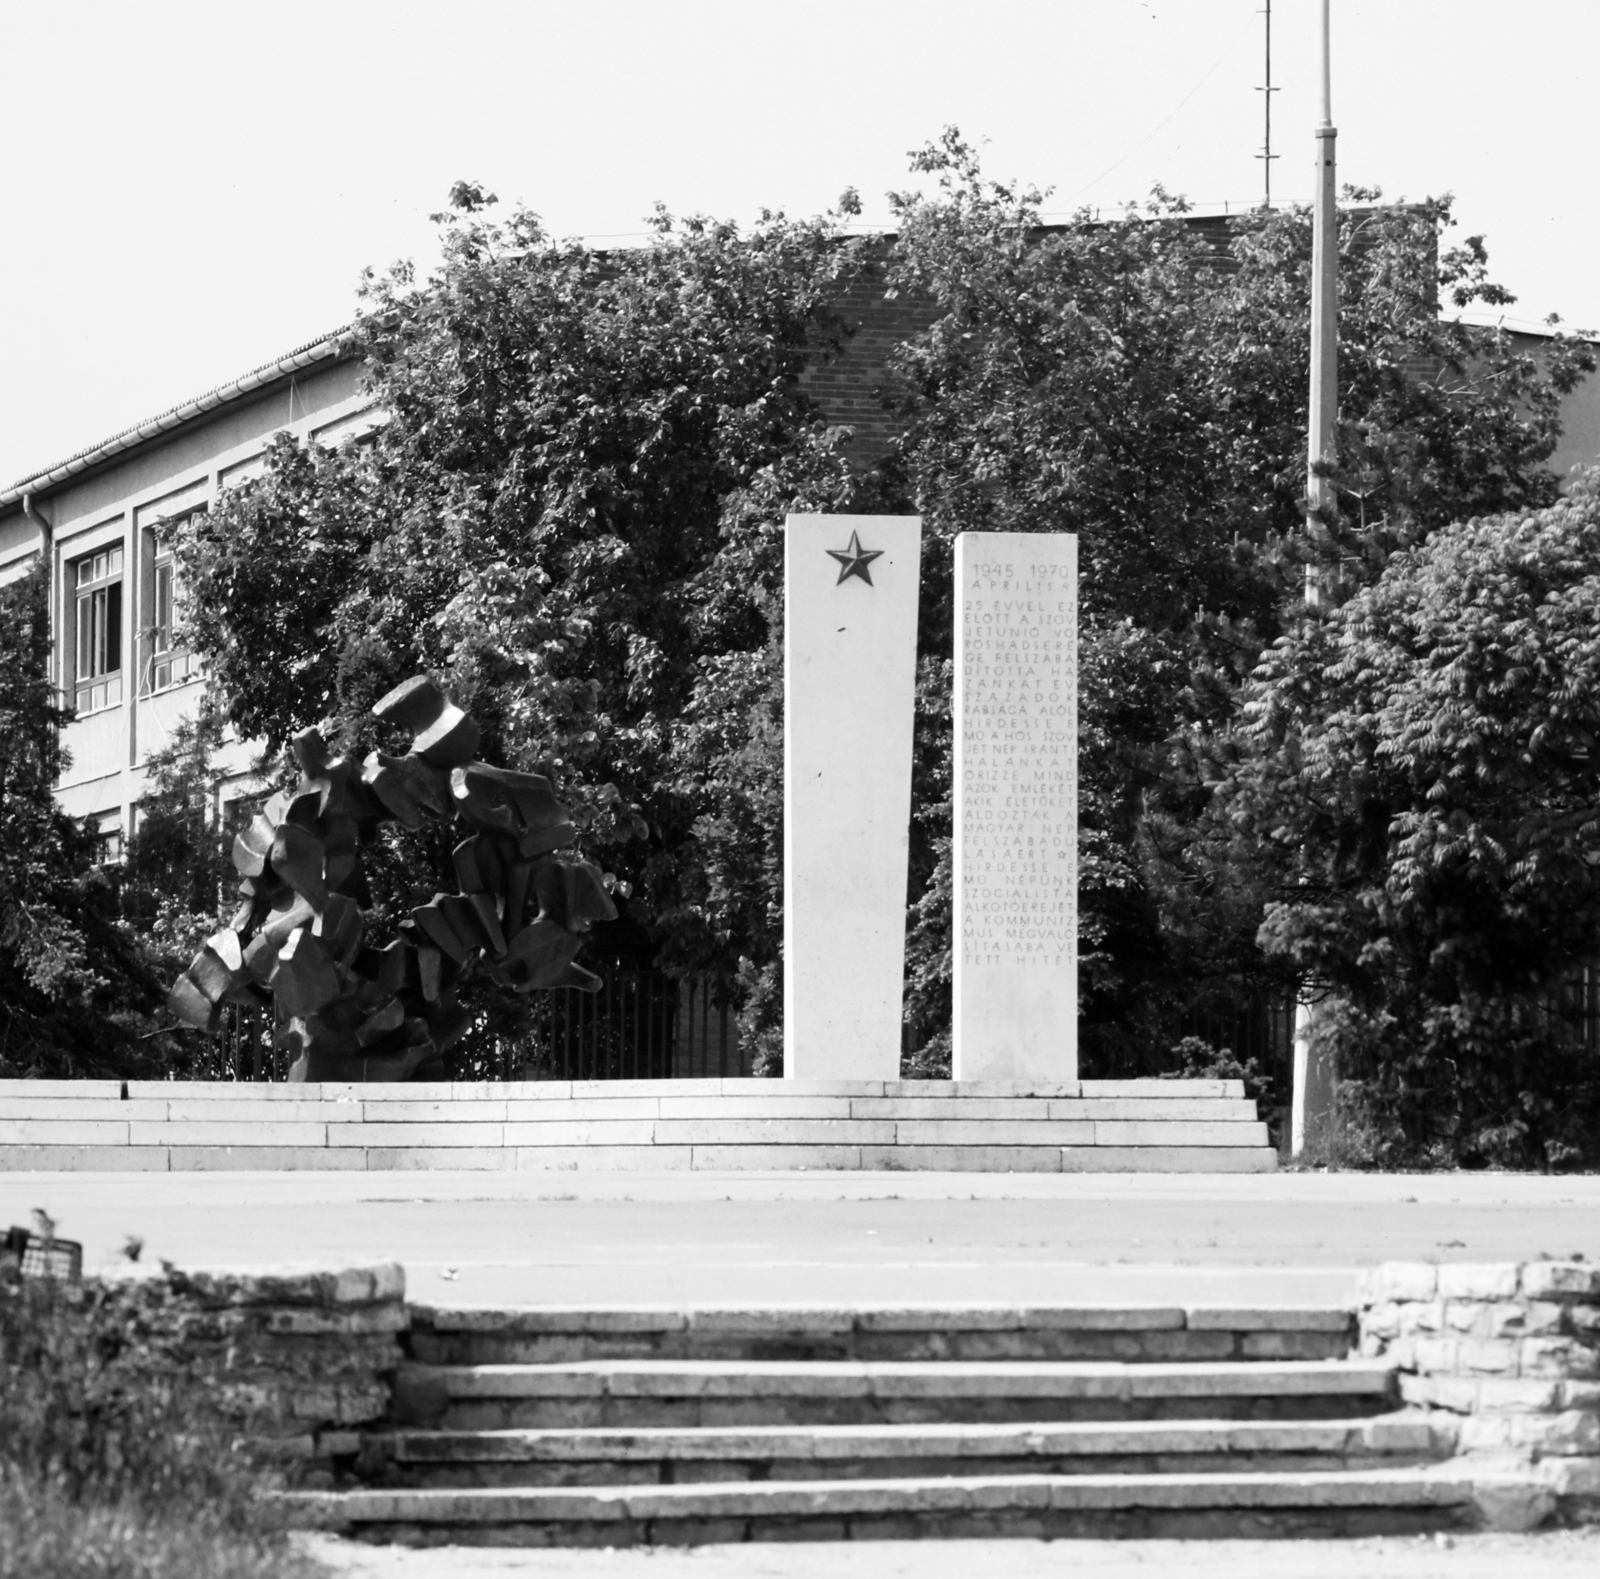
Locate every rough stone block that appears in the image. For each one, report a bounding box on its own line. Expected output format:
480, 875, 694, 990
1398, 1374, 1479, 1412
1437, 1264, 1520, 1301
1361, 1302, 1402, 1342
1456, 1339, 1522, 1376
1559, 1381, 1600, 1410
1511, 1410, 1600, 1456
1399, 1302, 1446, 1336
1470, 1478, 1555, 1532
1522, 1263, 1600, 1301
1411, 1337, 1461, 1372
1539, 1455, 1600, 1496
1522, 1337, 1600, 1379
1459, 1416, 1515, 1453
1474, 1378, 1563, 1413
1489, 1302, 1567, 1339
264, 1305, 409, 1336
1363, 1264, 1438, 1303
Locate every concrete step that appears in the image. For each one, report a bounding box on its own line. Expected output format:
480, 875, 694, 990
0, 1078, 1277, 1173
0, 1142, 1277, 1173
377, 1415, 1448, 1488
283, 1465, 1535, 1542
407, 1303, 1355, 1365
391, 1358, 1397, 1431
0, 1078, 1252, 1101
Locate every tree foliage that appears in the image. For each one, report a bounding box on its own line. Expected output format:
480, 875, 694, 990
882, 132, 1594, 1076
166, 142, 1596, 1109
0, 568, 160, 1075
1224, 482, 1600, 1166
174, 193, 877, 1059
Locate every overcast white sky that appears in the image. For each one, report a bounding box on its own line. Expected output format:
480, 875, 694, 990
2, 0, 1594, 487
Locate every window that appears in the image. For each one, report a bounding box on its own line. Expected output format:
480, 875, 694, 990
146, 531, 195, 692
74, 546, 124, 713
88, 811, 123, 866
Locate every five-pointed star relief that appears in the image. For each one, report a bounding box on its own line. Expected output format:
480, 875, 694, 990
826, 529, 884, 586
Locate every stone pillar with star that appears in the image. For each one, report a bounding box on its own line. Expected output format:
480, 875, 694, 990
783, 514, 923, 1079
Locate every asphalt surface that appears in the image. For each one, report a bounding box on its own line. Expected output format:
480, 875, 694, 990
7, 1169, 1597, 1308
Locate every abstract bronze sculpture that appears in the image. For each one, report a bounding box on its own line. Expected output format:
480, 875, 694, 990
168, 676, 616, 1081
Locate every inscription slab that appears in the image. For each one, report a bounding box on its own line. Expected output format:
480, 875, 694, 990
953, 531, 1078, 1081
784, 514, 923, 1079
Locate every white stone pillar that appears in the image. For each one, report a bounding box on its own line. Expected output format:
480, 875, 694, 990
953, 532, 1078, 1082
783, 514, 922, 1079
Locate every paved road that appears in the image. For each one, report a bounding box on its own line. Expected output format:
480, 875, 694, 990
6, 1170, 1596, 1307
302, 1530, 1600, 1579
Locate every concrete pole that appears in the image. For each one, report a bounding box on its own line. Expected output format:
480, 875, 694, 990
1292, 0, 1340, 1157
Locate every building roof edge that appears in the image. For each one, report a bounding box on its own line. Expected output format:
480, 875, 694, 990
1, 326, 359, 511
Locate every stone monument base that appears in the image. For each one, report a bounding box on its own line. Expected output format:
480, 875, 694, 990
0, 1079, 1274, 1172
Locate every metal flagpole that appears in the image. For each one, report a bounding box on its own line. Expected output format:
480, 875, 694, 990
1292, 0, 1339, 1157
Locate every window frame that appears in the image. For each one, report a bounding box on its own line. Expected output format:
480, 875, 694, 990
73, 545, 125, 715
143, 521, 199, 695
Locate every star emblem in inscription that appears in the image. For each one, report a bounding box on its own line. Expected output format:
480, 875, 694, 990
826, 529, 884, 586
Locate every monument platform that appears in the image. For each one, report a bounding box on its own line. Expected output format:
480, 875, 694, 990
0, 1078, 1275, 1173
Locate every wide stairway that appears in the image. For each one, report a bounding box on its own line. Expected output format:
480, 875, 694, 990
285, 1301, 1516, 1544
0, 1078, 1275, 1172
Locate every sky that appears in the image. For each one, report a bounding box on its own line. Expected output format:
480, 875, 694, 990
2, 0, 1596, 487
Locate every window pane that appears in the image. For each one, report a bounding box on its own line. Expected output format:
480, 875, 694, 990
155, 562, 173, 644
104, 581, 121, 675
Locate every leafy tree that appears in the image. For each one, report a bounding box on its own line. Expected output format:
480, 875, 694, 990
881, 131, 1593, 1074
1222, 481, 1600, 1167
174, 190, 878, 1056
0, 567, 160, 1076
168, 145, 1595, 1089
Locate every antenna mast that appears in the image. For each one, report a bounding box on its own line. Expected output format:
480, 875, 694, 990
1256, 0, 1280, 207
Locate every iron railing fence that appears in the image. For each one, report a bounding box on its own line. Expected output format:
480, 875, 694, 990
202, 969, 747, 1083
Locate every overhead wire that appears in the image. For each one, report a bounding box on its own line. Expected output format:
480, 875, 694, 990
1066, 5, 1261, 205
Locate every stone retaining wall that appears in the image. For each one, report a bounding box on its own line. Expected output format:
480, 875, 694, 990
102, 1260, 407, 1486
1356, 1260, 1600, 1509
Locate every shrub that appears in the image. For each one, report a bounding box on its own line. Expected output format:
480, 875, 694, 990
0, 1264, 318, 1579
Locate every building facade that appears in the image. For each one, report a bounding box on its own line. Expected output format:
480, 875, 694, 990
0, 333, 377, 851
